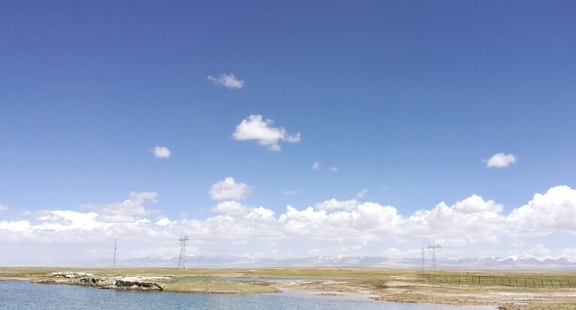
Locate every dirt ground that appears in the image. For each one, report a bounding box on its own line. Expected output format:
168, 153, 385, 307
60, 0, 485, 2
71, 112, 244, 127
264, 279, 576, 309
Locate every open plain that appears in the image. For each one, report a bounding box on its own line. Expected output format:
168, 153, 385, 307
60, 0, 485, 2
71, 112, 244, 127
1, 267, 575, 309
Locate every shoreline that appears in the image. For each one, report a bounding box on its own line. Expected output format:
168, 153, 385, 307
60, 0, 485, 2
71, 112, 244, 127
2, 268, 575, 309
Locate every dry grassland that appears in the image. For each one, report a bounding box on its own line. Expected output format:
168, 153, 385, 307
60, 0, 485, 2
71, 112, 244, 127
1, 267, 575, 309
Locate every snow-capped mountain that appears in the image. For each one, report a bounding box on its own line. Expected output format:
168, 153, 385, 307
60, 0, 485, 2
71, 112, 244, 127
92, 255, 576, 270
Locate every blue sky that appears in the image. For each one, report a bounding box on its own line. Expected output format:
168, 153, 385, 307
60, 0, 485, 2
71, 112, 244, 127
1, 0, 576, 265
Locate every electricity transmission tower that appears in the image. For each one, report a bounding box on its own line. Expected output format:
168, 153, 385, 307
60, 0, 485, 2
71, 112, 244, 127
421, 246, 426, 271
177, 235, 189, 270
113, 239, 117, 273
427, 244, 441, 270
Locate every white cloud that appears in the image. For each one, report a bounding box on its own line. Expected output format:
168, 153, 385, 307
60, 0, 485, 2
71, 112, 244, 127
406, 194, 507, 244
307, 245, 363, 257
484, 153, 517, 168
356, 190, 368, 199
232, 115, 300, 151
0, 220, 30, 232
453, 195, 503, 214
312, 162, 321, 170
152, 146, 171, 158
2, 186, 576, 264
329, 167, 338, 172
207, 73, 244, 89
0, 205, 7, 213
282, 190, 298, 195
525, 244, 553, 257
83, 191, 159, 223
314, 199, 360, 211
506, 185, 576, 235
155, 218, 173, 226
209, 177, 253, 201
211, 201, 251, 216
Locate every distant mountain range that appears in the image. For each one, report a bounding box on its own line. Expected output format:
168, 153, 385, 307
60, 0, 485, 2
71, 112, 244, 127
91, 255, 576, 270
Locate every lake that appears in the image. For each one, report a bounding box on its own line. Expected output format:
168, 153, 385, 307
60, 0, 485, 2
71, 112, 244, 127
0, 281, 496, 310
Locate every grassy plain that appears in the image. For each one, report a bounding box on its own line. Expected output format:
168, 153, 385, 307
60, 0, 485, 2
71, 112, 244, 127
1, 267, 576, 309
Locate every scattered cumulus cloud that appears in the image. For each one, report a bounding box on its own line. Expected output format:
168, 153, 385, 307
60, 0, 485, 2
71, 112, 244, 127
211, 201, 251, 216
207, 73, 244, 89
506, 185, 576, 235
314, 199, 360, 211
151, 146, 171, 158
453, 195, 503, 214
312, 162, 321, 170
83, 191, 159, 223
209, 177, 253, 201
0, 205, 7, 213
356, 190, 368, 199
232, 115, 300, 151
2, 186, 576, 264
484, 153, 517, 168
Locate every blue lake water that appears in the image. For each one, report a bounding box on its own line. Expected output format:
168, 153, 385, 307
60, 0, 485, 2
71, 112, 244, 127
0, 281, 496, 310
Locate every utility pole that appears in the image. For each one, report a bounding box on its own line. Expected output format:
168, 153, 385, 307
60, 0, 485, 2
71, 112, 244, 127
178, 235, 189, 270
427, 244, 441, 270
113, 239, 117, 273
421, 246, 426, 271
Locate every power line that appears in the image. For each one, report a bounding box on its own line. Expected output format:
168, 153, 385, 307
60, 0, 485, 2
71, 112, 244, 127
427, 244, 441, 270
177, 235, 189, 270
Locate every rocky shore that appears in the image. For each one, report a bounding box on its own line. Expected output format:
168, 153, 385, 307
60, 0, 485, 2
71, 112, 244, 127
33, 272, 168, 291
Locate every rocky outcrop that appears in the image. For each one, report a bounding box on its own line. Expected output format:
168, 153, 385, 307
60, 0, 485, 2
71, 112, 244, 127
114, 277, 165, 291
34, 272, 169, 291
78, 276, 115, 288
49, 272, 93, 278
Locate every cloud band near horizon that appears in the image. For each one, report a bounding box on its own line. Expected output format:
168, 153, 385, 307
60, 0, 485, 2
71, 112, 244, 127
1, 185, 576, 264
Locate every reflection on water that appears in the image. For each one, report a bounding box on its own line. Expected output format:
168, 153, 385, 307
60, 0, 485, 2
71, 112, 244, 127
0, 281, 496, 310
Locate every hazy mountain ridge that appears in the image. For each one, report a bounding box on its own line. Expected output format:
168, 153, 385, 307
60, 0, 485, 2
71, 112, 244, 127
96, 255, 576, 270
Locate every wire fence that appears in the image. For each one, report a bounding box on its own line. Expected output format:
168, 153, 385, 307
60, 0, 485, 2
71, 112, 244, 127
417, 273, 575, 288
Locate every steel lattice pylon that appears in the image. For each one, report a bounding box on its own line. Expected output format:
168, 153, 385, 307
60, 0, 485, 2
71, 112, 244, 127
177, 235, 189, 269
427, 244, 441, 270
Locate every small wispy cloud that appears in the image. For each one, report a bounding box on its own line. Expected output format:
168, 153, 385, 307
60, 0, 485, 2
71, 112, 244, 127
329, 167, 338, 172
356, 189, 368, 199
282, 190, 299, 195
208, 73, 244, 89
312, 162, 321, 170
151, 146, 171, 158
0, 204, 8, 213
232, 115, 300, 151
483, 153, 517, 168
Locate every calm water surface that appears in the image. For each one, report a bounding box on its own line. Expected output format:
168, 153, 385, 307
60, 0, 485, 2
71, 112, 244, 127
0, 281, 495, 310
